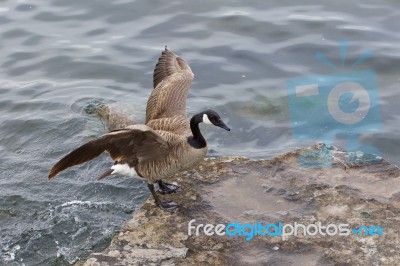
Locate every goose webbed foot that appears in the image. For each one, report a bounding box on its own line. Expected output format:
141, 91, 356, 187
157, 180, 179, 194
148, 183, 179, 212
158, 201, 179, 212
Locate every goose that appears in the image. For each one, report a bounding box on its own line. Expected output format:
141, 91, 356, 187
48, 47, 230, 212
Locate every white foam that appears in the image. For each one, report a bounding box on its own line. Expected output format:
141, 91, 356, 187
2, 245, 20, 262
60, 200, 93, 208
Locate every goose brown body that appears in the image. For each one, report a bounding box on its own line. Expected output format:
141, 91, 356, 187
48, 47, 230, 211
136, 117, 208, 184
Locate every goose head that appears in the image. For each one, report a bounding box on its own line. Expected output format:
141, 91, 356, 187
201, 110, 230, 131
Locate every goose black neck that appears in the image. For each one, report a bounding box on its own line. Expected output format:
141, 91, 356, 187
188, 114, 206, 149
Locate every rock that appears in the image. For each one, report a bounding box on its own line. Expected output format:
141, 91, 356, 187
75, 145, 400, 266
75, 106, 400, 265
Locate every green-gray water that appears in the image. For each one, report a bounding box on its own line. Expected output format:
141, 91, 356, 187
1, 0, 399, 265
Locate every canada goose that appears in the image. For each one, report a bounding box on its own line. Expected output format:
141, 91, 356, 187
48, 47, 230, 212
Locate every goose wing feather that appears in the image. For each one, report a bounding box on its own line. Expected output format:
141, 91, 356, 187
146, 47, 194, 123
48, 125, 169, 179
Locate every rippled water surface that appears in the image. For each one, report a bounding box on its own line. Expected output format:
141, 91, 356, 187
1, 0, 399, 265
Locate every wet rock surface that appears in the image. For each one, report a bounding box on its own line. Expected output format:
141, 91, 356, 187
75, 106, 400, 265
76, 144, 400, 266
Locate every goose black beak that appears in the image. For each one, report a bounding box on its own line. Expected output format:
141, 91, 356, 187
217, 121, 230, 131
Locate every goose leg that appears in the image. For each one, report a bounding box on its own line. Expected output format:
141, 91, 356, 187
147, 183, 178, 212
157, 180, 179, 194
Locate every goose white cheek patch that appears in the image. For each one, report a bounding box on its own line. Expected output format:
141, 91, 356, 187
202, 114, 212, 124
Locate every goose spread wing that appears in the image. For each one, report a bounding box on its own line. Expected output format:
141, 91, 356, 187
146, 47, 194, 123
48, 125, 169, 179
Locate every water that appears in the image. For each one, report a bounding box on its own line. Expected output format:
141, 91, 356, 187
0, 0, 399, 265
